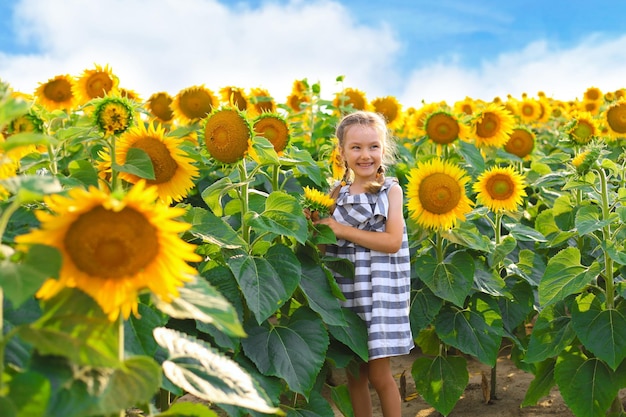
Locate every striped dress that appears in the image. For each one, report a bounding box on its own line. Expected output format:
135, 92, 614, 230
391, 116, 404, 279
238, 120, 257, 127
326, 177, 414, 360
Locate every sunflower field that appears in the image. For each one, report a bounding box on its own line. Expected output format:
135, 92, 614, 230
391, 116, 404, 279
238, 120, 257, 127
2, 64, 626, 417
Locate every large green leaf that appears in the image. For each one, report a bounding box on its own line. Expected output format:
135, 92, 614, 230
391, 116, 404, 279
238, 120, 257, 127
516, 248, 546, 287
415, 251, 474, 307
152, 276, 245, 337
329, 385, 353, 417
7, 371, 50, 417
0, 244, 61, 307
575, 205, 615, 235
242, 307, 329, 398
114, 147, 155, 179
555, 349, 619, 417
522, 358, 556, 407
327, 309, 369, 362
18, 289, 119, 367
125, 302, 169, 357
571, 293, 626, 370
154, 327, 281, 414
498, 277, 534, 333
68, 159, 99, 188
472, 260, 508, 297
285, 391, 335, 417
245, 191, 308, 244
0, 174, 62, 204
225, 245, 301, 324
489, 234, 517, 267
409, 285, 443, 333
83, 356, 162, 416
435, 295, 503, 366
411, 355, 468, 416
184, 206, 247, 249
538, 247, 600, 306
525, 301, 576, 363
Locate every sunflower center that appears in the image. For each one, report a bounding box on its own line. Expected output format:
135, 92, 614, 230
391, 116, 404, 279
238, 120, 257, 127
476, 112, 500, 138
426, 113, 460, 144
572, 121, 594, 143
133, 137, 178, 184
64, 206, 159, 278
504, 129, 534, 158
44, 79, 73, 103
419, 172, 462, 214
86, 73, 113, 99
99, 103, 131, 134
485, 174, 514, 200
521, 104, 535, 117
607, 103, 626, 134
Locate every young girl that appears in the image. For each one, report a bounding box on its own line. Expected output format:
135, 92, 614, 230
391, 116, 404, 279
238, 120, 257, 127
315, 111, 413, 417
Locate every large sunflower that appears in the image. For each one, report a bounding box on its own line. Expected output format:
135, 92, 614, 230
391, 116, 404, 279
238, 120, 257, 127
15, 181, 201, 320
406, 158, 473, 230
73, 64, 119, 105
424, 110, 470, 145
204, 107, 253, 164
504, 127, 535, 159
371, 96, 402, 129
603, 99, 626, 140
253, 113, 290, 154
172, 85, 217, 124
116, 122, 199, 204
146, 92, 175, 124
473, 165, 527, 213
34, 74, 76, 112
472, 103, 515, 148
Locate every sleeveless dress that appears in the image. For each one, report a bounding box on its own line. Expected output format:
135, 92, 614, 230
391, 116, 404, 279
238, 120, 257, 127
325, 177, 414, 360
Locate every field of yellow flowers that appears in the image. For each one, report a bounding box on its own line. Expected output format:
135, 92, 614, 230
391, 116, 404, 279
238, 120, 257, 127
2, 63, 626, 417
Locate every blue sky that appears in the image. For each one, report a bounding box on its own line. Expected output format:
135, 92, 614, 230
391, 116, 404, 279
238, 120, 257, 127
1, 0, 626, 108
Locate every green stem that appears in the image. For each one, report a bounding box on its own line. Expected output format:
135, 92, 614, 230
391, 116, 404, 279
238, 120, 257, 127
490, 211, 503, 401
119, 316, 125, 417
0, 199, 20, 243
271, 163, 280, 192
598, 168, 615, 308
46, 143, 58, 175
435, 230, 444, 263
0, 286, 3, 394
238, 161, 251, 245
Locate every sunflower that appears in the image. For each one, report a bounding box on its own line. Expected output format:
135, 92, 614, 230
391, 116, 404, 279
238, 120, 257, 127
15, 181, 201, 320
146, 91, 175, 124
8, 110, 44, 138
504, 127, 535, 159
302, 186, 335, 219
204, 107, 253, 164
583, 86, 603, 102
603, 99, 626, 140
473, 165, 527, 213
453, 97, 478, 116
0, 150, 18, 200
472, 103, 515, 148
405, 158, 473, 230
93, 96, 134, 136
119, 87, 141, 102
566, 111, 599, 144
116, 122, 199, 204
333, 88, 368, 111
286, 92, 309, 113
73, 64, 119, 105
249, 87, 276, 114
253, 113, 290, 154
371, 96, 402, 129
220, 86, 248, 111
329, 146, 345, 181
172, 85, 217, 124
423, 110, 469, 145
581, 99, 601, 115
34, 74, 76, 112
516, 98, 542, 124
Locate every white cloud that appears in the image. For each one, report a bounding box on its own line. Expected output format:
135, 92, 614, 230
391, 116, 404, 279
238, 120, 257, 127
399, 33, 626, 107
1, 0, 401, 102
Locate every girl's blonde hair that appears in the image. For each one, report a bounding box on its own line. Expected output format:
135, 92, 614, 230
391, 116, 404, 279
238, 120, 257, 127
335, 111, 397, 194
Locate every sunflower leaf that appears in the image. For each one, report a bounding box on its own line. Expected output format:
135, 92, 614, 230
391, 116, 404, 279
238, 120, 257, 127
115, 147, 155, 180
411, 355, 468, 416
154, 327, 281, 415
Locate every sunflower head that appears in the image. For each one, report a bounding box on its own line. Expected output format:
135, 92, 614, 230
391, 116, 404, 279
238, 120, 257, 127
146, 92, 175, 123
8, 110, 45, 135
371, 96, 402, 128
73, 64, 119, 105
302, 186, 335, 219
565, 111, 599, 145
453, 97, 477, 116
583, 86, 603, 102
15, 182, 201, 320
93, 96, 135, 136
253, 113, 290, 154
172, 85, 217, 124
220, 86, 249, 111
516, 98, 542, 124
472, 103, 515, 148
203, 107, 253, 164
249, 88, 276, 114
405, 158, 474, 230
603, 99, 626, 140
116, 122, 199, 204
329, 145, 346, 181
35, 74, 76, 112
473, 165, 527, 213
504, 127, 535, 159
333, 88, 368, 111
119, 87, 141, 102
424, 110, 469, 145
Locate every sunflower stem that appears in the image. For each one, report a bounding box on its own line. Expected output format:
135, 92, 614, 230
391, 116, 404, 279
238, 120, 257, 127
490, 211, 503, 401
435, 230, 444, 263
0, 198, 20, 244
109, 134, 121, 193
118, 315, 125, 417
46, 143, 58, 175
238, 161, 251, 245
598, 167, 615, 308
272, 163, 280, 192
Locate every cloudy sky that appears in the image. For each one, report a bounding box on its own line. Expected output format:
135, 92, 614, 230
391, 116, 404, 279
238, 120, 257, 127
1, 0, 625, 109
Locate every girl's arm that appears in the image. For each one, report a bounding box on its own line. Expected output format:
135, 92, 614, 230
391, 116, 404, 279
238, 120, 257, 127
315, 183, 405, 254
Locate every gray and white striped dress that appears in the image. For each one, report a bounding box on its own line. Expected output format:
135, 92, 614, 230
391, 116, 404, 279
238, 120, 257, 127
326, 177, 414, 360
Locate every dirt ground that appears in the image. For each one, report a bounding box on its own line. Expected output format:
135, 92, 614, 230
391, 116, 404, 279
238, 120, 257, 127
327, 348, 576, 417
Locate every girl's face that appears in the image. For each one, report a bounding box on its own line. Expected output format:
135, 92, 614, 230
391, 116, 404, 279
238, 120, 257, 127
341, 124, 384, 182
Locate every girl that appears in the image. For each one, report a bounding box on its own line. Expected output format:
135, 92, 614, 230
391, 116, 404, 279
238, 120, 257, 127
315, 111, 413, 417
